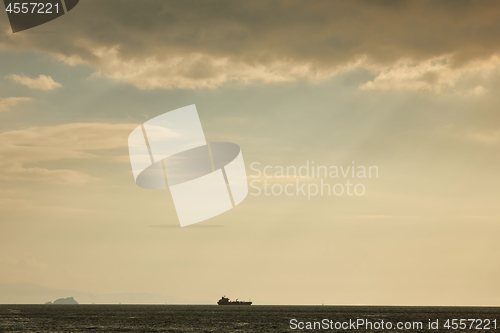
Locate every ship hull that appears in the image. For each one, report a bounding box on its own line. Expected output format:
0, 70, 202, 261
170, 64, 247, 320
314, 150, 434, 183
217, 301, 252, 305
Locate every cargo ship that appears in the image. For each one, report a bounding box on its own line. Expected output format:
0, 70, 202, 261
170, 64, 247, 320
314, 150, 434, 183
217, 296, 252, 305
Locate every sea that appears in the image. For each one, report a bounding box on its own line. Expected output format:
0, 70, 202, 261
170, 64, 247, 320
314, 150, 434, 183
0, 304, 499, 332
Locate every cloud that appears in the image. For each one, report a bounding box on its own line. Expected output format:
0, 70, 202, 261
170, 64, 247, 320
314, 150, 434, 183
2, 1, 500, 90
0, 161, 96, 185
360, 55, 500, 94
464, 86, 487, 97
10, 74, 62, 91
85, 50, 362, 89
0, 123, 136, 184
442, 123, 500, 144
465, 130, 500, 143
0, 97, 32, 112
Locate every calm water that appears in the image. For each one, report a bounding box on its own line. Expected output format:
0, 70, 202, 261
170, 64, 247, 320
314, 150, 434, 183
0, 305, 499, 332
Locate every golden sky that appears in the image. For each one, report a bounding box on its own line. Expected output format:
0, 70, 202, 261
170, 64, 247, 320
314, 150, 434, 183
1, 0, 500, 305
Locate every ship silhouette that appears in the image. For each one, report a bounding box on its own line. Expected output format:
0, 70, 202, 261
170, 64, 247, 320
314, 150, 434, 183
217, 296, 252, 305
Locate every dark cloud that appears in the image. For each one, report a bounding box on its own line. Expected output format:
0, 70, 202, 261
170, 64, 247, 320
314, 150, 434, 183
1, 0, 500, 88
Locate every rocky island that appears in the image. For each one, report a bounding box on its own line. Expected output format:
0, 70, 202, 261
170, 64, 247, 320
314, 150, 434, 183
45, 297, 78, 305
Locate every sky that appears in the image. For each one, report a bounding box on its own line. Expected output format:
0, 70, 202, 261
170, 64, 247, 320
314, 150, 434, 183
1, 0, 500, 305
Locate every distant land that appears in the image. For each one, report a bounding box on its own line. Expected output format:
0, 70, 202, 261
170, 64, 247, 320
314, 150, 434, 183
45, 297, 79, 305
0, 283, 209, 304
